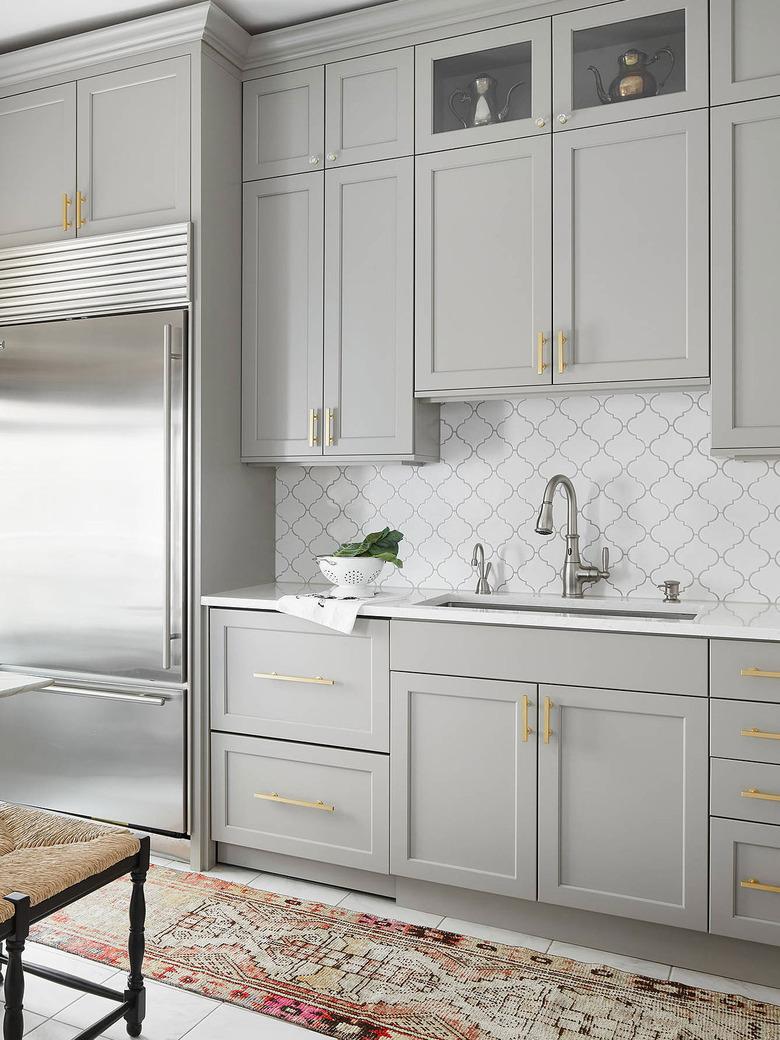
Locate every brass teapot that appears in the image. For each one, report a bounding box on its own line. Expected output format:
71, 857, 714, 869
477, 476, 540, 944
587, 47, 675, 104
448, 73, 525, 128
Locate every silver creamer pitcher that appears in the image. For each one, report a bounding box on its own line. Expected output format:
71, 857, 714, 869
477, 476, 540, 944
448, 73, 525, 128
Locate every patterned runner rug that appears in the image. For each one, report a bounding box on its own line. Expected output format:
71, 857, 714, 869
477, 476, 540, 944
30, 866, 780, 1039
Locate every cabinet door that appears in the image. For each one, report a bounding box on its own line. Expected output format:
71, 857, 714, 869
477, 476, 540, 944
242, 174, 324, 460
391, 671, 537, 898
325, 49, 413, 166
243, 68, 324, 179
553, 110, 708, 385
324, 158, 413, 456
416, 138, 552, 394
76, 57, 190, 237
712, 98, 780, 454
538, 685, 708, 930
711, 818, 780, 946
552, 0, 708, 131
711, 0, 780, 105
0, 84, 76, 248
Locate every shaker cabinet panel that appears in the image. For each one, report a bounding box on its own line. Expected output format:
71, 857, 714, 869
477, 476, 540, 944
712, 97, 780, 454
242, 174, 324, 460
415, 138, 552, 394
711, 818, 780, 946
552, 110, 709, 385
538, 685, 708, 930
243, 68, 324, 179
552, 0, 709, 131
391, 671, 537, 898
324, 158, 414, 456
325, 49, 413, 166
0, 84, 76, 249
711, 0, 780, 105
76, 57, 190, 236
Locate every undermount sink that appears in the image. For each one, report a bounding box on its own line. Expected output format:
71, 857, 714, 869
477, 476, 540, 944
423, 598, 698, 621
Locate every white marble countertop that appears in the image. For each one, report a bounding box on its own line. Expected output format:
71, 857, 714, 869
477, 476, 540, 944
202, 582, 780, 641
0, 673, 53, 698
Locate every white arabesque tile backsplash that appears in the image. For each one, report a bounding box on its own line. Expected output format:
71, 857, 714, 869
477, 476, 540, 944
276, 390, 780, 602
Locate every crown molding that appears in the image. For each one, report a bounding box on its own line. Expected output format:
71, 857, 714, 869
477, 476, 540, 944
0, 2, 249, 92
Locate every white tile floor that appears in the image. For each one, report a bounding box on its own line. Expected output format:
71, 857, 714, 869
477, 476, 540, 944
0, 853, 777, 1039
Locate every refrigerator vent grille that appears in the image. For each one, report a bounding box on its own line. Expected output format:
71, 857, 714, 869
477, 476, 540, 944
0, 223, 191, 324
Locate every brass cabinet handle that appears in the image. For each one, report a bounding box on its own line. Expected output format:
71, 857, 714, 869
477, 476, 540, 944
741, 877, 780, 894
536, 332, 548, 375
741, 667, 780, 679
62, 193, 72, 231
325, 407, 335, 447
543, 696, 553, 744
255, 792, 335, 813
76, 190, 87, 228
521, 694, 533, 742
741, 727, 780, 741
253, 671, 335, 686
557, 331, 567, 374
308, 408, 319, 447
742, 788, 780, 802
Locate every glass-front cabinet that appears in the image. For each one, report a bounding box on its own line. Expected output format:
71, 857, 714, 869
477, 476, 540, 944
552, 0, 708, 130
415, 20, 551, 153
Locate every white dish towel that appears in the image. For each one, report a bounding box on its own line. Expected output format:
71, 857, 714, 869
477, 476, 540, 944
277, 591, 371, 634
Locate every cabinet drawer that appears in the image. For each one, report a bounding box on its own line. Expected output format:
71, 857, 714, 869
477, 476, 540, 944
711, 699, 780, 765
711, 758, 780, 825
711, 640, 780, 703
711, 818, 780, 946
211, 732, 389, 874
390, 621, 707, 695
210, 609, 389, 751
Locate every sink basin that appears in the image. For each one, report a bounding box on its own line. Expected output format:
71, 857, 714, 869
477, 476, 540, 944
423, 598, 698, 621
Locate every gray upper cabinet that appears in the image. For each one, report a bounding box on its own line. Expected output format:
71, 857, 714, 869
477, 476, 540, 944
77, 58, 190, 237
242, 173, 324, 460
0, 84, 76, 249
711, 0, 780, 105
712, 97, 780, 455
325, 49, 413, 166
415, 20, 552, 154
415, 137, 552, 395
538, 684, 708, 930
552, 0, 709, 131
243, 67, 324, 179
391, 671, 537, 898
553, 110, 709, 386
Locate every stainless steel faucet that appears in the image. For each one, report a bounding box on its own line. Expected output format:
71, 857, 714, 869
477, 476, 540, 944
471, 543, 493, 594
535, 474, 610, 598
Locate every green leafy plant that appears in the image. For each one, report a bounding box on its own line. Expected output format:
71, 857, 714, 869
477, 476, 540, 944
332, 527, 404, 568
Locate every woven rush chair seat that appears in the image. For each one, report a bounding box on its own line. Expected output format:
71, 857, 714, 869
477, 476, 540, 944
0, 803, 140, 924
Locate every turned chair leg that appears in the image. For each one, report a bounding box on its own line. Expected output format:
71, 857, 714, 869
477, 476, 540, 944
124, 838, 150, 1038
3, 894, 30, 1040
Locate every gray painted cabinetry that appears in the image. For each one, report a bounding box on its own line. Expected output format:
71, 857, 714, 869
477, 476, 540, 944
243, 68, 324, 179
710, 0, 780, 105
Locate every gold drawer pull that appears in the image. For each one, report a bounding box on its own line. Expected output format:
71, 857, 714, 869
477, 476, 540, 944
521, 694, 533, 743
536, 332, 548, 375
76, 189, 86, 227
742, 788, 780, 802
62, 193, 72, 231
253, 671, 335, 686
557, 331, 567, 374
741, 877, 780, 894
741, 667, 780, 679
255, 792, 335, 813
543, 696, 553, 745
308, 408, 319, 447
741, 727, 780, 741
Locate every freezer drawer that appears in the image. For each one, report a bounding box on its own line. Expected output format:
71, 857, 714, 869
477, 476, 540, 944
0, 681, 186, 834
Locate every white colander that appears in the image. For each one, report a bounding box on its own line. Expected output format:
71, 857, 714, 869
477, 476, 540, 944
318, 556, 384, 597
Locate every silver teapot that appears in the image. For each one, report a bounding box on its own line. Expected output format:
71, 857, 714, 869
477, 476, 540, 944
448, 73, 525, 129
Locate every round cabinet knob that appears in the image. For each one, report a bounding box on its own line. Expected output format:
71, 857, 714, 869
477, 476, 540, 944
308, 155, 320, 166
535, 116, 546, 128
557, 113, 569, 125
327, 152, 338, 162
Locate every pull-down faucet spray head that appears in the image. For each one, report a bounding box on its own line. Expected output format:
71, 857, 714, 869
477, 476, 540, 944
535, 499, 555, 536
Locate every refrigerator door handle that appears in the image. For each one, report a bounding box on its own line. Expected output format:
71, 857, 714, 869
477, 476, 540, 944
162, 323, 184, 672
47, 684, 167, 707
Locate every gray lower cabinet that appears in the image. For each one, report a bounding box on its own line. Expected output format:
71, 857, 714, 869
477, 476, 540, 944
711, 97, 780, 454
552, 110, 709, 386
242, 172, 324, 459
415, 138, 552, 394
711, 0, 780, 105
538, 684, 708, 929
243, 67, 324, 178
390, 671, 537, 898
0, 83, 76, 248
212, 732, 389, 874
711, 818, 780, 945
77, 57, 190, 236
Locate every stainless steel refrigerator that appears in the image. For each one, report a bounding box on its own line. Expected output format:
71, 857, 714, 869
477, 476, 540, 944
0, 309, 188, 834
